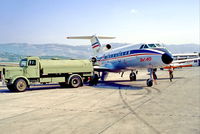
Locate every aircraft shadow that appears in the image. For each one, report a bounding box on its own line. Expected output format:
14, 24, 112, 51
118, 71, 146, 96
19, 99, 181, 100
89, 80, 144, 90
157, 77, 184, 80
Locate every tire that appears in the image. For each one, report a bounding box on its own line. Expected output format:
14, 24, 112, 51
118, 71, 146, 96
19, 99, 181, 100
83, 77, 89, 83
7, 85, 16, 92
130, 72, 136, 81
89, 74, 99, 86
69, 75, 82, 88
14, 79, 27, 92
146, 79, 153, 87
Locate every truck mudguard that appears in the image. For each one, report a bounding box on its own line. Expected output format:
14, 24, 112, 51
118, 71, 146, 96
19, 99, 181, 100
10, 75, 30, 85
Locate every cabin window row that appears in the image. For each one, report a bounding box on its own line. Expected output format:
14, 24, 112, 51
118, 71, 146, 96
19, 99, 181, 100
103, 50, 138, 59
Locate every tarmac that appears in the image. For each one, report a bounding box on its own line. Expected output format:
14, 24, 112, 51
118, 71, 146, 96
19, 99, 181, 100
0, 67, 199, 134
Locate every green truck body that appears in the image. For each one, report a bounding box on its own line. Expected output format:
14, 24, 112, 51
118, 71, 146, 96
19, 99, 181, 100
1, 56, 94, 92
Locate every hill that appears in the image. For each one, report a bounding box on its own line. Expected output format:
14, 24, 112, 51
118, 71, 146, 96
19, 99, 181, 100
0, 43, 199, 62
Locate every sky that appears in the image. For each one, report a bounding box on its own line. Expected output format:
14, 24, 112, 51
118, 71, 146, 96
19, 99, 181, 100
0, 0, 199, 45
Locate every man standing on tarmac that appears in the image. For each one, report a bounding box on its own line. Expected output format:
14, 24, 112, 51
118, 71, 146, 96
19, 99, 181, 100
168, 66, 174, 82
152, 68, 157, 85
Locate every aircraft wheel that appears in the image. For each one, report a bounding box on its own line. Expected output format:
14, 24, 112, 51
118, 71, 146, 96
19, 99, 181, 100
83, 77, 89, 83
146, 79, 153, 87
130, 72, 136, 81
89, 74, 99, 86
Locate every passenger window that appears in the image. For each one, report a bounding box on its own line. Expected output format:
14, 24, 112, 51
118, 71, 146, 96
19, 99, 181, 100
28, 60, 36, 66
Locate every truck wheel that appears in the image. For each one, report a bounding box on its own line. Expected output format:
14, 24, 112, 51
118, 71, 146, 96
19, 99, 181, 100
14, 79, 27, 92
69, 75, 82, 88
7, 85, 16, 92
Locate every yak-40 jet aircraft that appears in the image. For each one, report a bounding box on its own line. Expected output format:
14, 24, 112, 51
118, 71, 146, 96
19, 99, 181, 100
67, 35, 173, 86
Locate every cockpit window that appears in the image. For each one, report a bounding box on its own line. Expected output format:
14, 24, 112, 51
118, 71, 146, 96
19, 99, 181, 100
148, 44, 156, 48
20, 59, 27, 67
156, 44, 161, 47
143, 45, 148, 48
139, 45, 144, 49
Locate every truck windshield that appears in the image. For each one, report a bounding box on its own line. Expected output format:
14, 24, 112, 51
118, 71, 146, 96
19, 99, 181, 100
20, 59, 27, 67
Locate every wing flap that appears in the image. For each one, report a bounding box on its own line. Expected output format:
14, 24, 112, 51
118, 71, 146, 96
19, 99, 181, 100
172, 57, 200, 63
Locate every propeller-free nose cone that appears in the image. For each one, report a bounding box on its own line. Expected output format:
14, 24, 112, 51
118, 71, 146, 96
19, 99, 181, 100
162, 53, 173, 64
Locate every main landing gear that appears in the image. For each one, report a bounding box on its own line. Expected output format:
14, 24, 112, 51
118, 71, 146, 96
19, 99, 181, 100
129, 71, 136, 81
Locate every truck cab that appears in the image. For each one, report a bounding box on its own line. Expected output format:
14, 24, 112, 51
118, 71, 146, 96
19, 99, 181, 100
19, 57, 40, 78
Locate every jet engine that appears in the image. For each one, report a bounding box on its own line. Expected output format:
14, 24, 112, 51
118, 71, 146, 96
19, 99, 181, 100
103, 44, 112, 51
106, 44, 111, 50
90, 57, 97, 63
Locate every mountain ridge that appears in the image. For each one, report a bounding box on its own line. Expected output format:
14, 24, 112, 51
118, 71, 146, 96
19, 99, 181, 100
0, 43, 199, 62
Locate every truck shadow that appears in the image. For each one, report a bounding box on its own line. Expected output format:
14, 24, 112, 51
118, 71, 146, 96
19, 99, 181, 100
2, 76, 182, 93
0, 88, 11, 93
0, 84, 66, 93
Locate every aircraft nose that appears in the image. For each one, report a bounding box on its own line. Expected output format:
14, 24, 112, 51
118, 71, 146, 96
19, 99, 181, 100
161, 53, 173, 64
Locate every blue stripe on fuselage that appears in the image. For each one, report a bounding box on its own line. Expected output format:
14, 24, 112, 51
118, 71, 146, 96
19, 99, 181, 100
129, 49, 161, 55
97, 49, 162, 61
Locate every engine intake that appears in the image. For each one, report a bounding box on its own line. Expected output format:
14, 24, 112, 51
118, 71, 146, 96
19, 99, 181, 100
106, 44, 111, 50
91, 57, 97, 63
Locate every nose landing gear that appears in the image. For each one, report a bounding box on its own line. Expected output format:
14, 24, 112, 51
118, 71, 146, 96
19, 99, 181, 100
146, 68, 154, 87
146, 78, 153, 87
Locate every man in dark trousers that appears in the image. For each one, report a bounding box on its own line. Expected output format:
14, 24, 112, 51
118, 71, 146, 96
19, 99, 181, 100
168, 66, 173, 82
152, 68, 157, 85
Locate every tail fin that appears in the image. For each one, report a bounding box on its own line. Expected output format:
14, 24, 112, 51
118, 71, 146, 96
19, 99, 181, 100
67, 35, 115, 55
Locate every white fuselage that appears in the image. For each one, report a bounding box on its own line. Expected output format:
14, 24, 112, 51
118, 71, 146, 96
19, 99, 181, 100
96, 45, 170, 72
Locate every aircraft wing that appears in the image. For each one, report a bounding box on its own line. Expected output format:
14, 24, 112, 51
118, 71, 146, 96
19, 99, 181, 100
172, 57, 200, 63
93, 66, 112, 72
163, 57, 200, 69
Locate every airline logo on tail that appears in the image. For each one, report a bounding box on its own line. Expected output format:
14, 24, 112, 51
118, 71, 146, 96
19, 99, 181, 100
92, 42, 100, 48
91, 36, 101, 53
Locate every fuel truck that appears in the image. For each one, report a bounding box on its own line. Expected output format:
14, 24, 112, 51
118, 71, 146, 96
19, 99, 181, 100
1, 56, 96, 92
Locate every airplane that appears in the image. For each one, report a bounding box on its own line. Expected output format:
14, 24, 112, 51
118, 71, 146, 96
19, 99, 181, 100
67, 35, 174, 87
